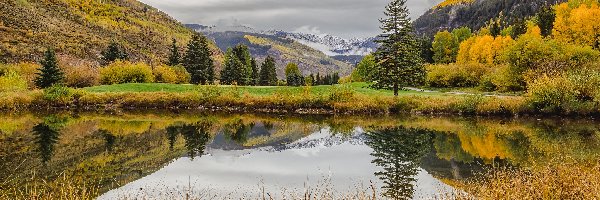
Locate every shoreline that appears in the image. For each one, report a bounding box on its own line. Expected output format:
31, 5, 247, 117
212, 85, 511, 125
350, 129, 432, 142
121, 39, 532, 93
1, 90, 599, 117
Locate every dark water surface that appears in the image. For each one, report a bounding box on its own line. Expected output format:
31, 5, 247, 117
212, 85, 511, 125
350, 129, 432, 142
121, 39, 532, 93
1, 112, 599, 199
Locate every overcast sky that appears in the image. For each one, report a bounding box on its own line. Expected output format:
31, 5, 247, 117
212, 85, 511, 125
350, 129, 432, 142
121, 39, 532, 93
139, 0, 442, 38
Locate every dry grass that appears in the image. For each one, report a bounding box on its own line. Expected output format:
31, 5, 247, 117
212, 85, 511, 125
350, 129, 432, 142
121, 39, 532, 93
444, 160, 600, 200
0, 174, 99, 200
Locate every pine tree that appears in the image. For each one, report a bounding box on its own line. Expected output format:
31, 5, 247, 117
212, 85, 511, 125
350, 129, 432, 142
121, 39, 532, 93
373, 0, 425, 96
250, 58, 259, 86
537, 6, 556, 37
183, 34, 214, 84
101, 41, 128, 65
35, 48, 64, 88
511, 19, 527, 39
315, 73, 321, 85
490, 19, 501, 37
259, 56, 277, 86
168, 38, 180, 66
220, 45, 253, 85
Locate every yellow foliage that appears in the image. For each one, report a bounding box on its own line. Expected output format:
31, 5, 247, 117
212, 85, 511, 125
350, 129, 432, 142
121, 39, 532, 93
435, 0, 475, 8
457, 35, 514, 64
99, 61, 154, 85
553, 0, 600, 48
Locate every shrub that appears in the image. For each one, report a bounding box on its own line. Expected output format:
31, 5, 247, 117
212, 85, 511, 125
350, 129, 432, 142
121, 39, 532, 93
329, 85, 355, 102
99, 61, 154, 85
43, 85, 74, 104
153, 65, 178, 83
526, 75, 579, 113
0, 62, 39, 88
0, 70, 28, 92
426, 63, 490, 87
171, 65, 191, 84
62, 65, 99, 88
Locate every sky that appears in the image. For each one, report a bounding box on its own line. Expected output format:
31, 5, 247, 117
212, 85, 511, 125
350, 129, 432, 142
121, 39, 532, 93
139, 0, 442, 39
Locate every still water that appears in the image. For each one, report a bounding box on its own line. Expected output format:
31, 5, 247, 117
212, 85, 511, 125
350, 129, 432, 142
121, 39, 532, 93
1, 112, 599, 199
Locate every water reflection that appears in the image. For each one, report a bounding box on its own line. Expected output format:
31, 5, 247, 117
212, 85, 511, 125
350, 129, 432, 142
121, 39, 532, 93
366, 127, 432, 200
0, 113, 599, 199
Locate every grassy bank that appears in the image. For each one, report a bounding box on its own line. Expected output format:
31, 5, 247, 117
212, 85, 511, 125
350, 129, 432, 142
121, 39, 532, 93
0, 82, 598, 116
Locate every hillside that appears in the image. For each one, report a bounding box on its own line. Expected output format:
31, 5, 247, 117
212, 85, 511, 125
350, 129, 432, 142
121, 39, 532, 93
414, 0, 566, 37
201, 31, 354, 78
0, 0, 222, 65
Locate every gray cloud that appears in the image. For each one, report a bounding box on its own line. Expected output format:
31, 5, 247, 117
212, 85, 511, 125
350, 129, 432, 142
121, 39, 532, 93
139, 0, 442, 38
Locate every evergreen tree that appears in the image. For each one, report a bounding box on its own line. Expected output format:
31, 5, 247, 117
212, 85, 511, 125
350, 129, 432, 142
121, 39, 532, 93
250, 58, 259, 86
417, 36, 434, 63
35, 48, 64, 88
490, 19, 502, 37
285, 63, 304, 86
537, 6, 556, 37
101, 41, 128, 65
168, 38, 180, 66
511, 19, 527, 39
259, 56, 277, 86
332, 73, 340, 85
183, 33, 214, 84
180, 122, 211, 160
315, 73, 321, 85
373, 0, 425, 96
220, 45, 253, 85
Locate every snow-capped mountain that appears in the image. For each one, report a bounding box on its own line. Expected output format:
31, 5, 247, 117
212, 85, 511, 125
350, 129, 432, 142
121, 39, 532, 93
279, 32, 378, 57
186, 24, 378, 64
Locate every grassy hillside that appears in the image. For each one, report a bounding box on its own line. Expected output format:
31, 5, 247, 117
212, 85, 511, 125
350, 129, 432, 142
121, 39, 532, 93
0, 0, 222, 65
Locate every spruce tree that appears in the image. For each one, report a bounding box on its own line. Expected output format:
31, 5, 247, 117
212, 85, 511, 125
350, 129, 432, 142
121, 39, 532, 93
537, 6, 556, 37
285, 63, 303, 86
250, 58, 259, 86
101, 41, 128, 65
220, 45, 253, 85
373, 0, 425, 96
35, 48, 64, 88
183, 34, 214, 84
259, 56, 277, 86
315, 73, 321, 85
168, 38, 180, 66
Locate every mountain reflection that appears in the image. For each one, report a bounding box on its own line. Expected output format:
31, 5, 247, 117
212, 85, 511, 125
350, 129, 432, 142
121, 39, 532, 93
365, 126, 432, 200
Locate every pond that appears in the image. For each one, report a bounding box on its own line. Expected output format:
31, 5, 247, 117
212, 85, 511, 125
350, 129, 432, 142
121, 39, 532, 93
1, 112, 599, 199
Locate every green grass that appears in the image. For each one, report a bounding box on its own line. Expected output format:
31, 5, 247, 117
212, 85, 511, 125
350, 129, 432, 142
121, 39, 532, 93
83, 82, 450, 97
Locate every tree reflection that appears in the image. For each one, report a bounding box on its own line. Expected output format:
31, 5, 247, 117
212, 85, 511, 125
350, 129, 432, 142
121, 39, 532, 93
365, 126, 432, 200
98, 129, 116, 152
179, 122, 212, 160
32, 116, 66, 164
222, 119, 251, 145
166, 125, 179, 151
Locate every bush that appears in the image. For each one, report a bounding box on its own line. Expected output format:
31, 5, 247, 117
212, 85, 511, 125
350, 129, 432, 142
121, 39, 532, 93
99, 61, 154, 85
0, 70, 28, 92
153, 65, 178, 83
426, 63, 490, 87
0, 62, 39, 88
329, 85, 355, 102
62, 65, 99, 88
43, 85, 74, 104
526, 75, 579, 113
171, 65, 191, 84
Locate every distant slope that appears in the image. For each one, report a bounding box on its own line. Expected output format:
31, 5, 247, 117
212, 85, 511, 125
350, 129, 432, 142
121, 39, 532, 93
414, 0, 566, 37
200, 31, 354, 78
0, 0, 222, 65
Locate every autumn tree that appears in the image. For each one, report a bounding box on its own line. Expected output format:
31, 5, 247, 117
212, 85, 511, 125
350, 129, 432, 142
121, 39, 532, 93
432, 30, 459, 64
167, 38, 180, 66
452, 27, 472, 43
183, 33, 214, 84
373, 0, 425, 96
285, 63, 304, 86
35, 48, 64, 88
352, 54, 377, 82
553, 0, 600, 49
259, 56, 277, 86
101, 41, 128, 65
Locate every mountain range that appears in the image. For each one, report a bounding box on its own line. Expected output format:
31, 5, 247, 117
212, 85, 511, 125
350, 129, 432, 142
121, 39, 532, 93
187, 24, 373, 78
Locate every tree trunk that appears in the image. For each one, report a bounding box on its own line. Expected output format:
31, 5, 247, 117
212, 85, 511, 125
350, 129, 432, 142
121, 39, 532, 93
393, 83, 399, 96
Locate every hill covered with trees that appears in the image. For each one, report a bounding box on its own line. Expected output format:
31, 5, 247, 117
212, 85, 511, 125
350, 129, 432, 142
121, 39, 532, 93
0, 0, 222, 65
414, 0, 566, 37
